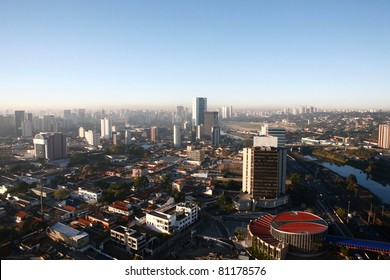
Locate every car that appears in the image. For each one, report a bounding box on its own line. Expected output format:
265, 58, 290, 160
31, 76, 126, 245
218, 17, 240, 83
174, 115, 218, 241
355, 253, 363, 260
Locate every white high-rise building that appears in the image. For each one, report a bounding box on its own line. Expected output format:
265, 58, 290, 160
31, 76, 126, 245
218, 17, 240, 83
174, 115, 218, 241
101, 118, 112, 140
192, 97, 207, 126
378, 124, 390, 149
85, 130, 100, 146
173, 124, 181, 148
22, 120, 33, 137
260, 124, 286, 148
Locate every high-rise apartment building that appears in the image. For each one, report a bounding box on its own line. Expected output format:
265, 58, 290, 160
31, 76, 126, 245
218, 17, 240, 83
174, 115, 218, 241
101, 118, 112, 140
33, 132, 67, 160
150, 126, 158, 142
192, 97, 207, 126
378, 124, 390, 149
173, 124, 181, 148
85, 130, 100, 147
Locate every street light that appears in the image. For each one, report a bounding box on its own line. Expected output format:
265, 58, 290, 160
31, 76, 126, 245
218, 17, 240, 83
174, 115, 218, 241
347, 201, 351, 223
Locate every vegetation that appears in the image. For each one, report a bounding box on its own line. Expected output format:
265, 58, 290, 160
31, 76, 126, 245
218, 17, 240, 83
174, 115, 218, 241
218, 192, 234, 212
133, 176, 149, 191
100, 182, 131, 203
54, 189, 70, 200
286, 172, 316, 208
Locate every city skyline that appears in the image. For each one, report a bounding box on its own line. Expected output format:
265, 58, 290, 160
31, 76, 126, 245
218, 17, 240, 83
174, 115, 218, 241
1, 1, 390, 110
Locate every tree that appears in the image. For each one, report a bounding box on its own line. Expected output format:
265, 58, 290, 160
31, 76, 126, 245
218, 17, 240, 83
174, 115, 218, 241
54, 189, 70, 200
218, 193, 234, 212
346, 174, 357, 192
133, 176, 149, 191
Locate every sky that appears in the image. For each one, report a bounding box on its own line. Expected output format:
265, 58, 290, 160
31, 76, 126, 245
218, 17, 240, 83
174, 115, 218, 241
1, 0, 390, 110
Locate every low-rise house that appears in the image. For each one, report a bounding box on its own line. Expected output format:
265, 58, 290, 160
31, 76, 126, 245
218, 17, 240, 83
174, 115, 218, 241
15, 211, 29, 223
110, 225, 146, 255
46, 222, 89, 249
78, 186, 102, 204
107, 201, 134, 217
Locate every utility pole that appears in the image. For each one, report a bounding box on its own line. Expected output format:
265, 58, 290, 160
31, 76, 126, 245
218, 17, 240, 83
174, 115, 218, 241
381, 205, 385, 217
368, 203, 373, 224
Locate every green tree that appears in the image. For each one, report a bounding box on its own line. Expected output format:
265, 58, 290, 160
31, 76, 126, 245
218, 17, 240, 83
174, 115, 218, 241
134, 176, 149, 191
54, 189, 70, 200
218, 192, 234, 212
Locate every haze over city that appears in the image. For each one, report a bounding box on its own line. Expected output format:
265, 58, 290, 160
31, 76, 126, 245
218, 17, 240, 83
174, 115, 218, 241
1, 0, 390, 110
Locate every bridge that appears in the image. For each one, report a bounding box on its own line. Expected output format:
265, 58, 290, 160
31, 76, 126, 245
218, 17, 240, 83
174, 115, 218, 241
325, 235, 390, 254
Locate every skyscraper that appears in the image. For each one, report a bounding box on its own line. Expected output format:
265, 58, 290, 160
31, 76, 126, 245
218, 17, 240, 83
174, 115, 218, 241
192, 97, 207, 126
378, 124, 390, 149
204, 111, 219, 141
101, 118, 112, 140
14, 110, 25, 136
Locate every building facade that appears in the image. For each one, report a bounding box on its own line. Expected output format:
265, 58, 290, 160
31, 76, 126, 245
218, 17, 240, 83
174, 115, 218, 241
378, 124, 390, 149
192, 97, 207, 126
33, 132, 67, 160
101, 118, 112, 140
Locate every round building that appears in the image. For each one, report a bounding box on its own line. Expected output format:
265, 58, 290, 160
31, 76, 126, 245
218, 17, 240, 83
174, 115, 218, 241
248, 211, 328, 259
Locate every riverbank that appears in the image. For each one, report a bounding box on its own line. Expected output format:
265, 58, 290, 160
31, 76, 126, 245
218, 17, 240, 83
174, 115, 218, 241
290, 152, 390, 241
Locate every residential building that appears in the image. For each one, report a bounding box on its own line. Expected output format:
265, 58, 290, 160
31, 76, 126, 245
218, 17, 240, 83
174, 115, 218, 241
78, 186, 102, 204
378, 124, 390, 149
85, 130, 100, 146
101, 118, 112, 140
110, 226, 146, 255
46, 222, 89, 249
145, 202, 198, 234
173, 124, 181, 148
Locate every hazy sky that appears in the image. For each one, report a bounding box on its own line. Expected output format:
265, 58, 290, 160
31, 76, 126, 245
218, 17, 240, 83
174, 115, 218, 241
1, 0, 390, 110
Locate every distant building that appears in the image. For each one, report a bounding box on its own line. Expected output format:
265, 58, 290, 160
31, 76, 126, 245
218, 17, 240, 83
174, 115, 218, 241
378, 124, 390, 149
101, 118, 112, 140
192, 97, 207, 126
204, 111, 219, 141
150, 126, 158, 142
79, 127, 85, 138
46, 222, 89, 249
260, 124, 286, 148
173, 124, 181, 148
85, 130, 100, 146
14, 110, 25, 136
33, 132, 67, 160
22, 120, 33, 137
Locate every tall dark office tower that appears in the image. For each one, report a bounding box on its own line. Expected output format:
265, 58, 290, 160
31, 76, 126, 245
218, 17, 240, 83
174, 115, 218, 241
204, 111, 219, 140
14, 110, 25, 136
192, 97, 207, 126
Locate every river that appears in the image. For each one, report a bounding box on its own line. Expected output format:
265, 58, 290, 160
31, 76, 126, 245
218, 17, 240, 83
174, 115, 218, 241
304, 156, 390, 204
